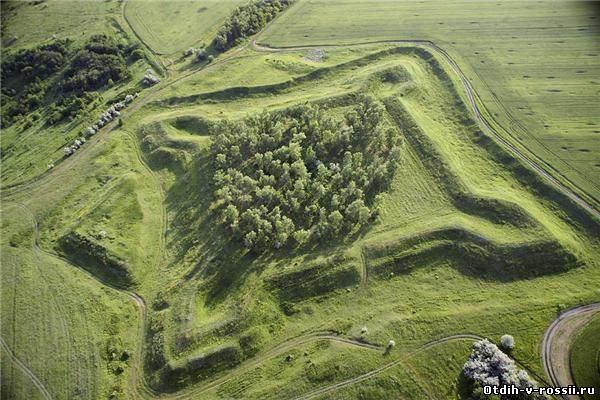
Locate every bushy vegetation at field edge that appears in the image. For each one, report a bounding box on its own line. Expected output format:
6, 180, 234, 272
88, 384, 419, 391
1, 34, 142, 127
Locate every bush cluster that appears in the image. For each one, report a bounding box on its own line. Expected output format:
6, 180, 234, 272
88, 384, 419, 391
463, 339, 545, 399
211, 98, 401, 250
1, 35, 138, 127
213, 0, 293, 51
61, 35, 133, 93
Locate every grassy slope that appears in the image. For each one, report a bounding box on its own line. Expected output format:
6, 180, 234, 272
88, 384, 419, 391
1, 125, 161, 399
124, 0, 245, 55
1, 0, 121, 50
2, 3, 599, 399
0, 3, 151, 189
0, 205, 139, 400
570, 314, 600, 399
259, 0, 600, 205
126, 45, 599, 397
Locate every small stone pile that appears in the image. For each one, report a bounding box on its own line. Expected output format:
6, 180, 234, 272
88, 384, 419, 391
63, 137, 86, 156
143, 69, 160, 86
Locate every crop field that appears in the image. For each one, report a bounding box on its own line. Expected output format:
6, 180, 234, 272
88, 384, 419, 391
1, 1, 599, 400
0, 0, 121, 49
260, 0, 600, 207
124, 0, 245, 55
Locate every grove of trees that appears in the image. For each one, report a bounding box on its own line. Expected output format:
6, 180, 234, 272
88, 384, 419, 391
213, 0, 293, 51
210, 98, 401, 250
1, 35, 139, 127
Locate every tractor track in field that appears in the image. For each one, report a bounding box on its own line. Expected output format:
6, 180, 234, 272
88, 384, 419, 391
5, 202, 157, 399
250, 39, 600, 221
541, 302, 600, 400
0, 336, 54, 400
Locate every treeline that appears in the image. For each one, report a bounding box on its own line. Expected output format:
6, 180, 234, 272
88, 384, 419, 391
213, 0, 293, 51
211, 98, 401, 251
1, 35, 141, 127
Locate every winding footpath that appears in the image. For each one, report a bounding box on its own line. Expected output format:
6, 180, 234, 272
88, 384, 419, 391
293, 334, 484, 400
541, 302, 600, 400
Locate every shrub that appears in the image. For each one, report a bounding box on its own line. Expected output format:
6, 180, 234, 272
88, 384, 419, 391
500, 334, 515, 351
213, 0, 294, 51
195, 48, 207, 61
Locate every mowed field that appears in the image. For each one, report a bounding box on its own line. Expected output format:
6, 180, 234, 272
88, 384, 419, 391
124, 0, 245, 55
0, 0, 121, 49
260, 0, 600, 206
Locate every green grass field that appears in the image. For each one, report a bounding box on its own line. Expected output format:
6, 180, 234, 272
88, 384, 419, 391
570, 314, 600, 399
260, 0, 600, 207
2, 1, 599, 399
124, 0, 245, 55
1, 0, 121, 50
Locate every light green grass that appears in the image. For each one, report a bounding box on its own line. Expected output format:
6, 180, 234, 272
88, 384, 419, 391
0, 204, 139, 400
124, 0, 245, 55
2, 4, 600, 399
1, 0, 121, 50
125, 45, 598, 397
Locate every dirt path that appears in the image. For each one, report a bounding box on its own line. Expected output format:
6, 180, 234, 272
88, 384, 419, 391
541, 303, 600, 400
293, 334, 484, 400
3, 21, 599, 399
0, 336, 54, 400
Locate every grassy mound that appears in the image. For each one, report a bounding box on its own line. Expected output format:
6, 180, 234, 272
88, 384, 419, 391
366, 227, 580, 281
56, 231, 134, 287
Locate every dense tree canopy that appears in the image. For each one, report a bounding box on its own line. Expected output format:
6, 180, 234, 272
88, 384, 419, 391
213, 0, 293, 51
210, 98, 401, 250
61, 35, 132, 94
1, 35, 137, 127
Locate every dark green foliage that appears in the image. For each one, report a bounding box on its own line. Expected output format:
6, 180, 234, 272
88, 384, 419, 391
1, 39, 71, 80
61, 35, 131, 94
195, 48, 208, 61
211, 98, 401, 250
1, 35, 134, 127
238, 326, 270, 358
161, 344, 243, 390
56, 231, 134, 287
146, 315, 166, 371
213, 0, 293, 51
1, 40, 70, 126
